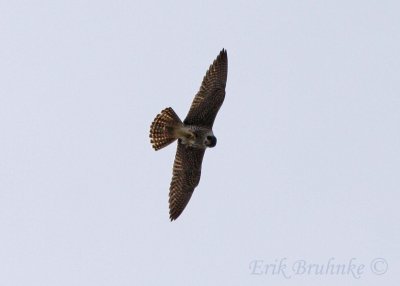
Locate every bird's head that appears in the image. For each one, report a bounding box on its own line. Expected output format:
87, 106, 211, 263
205, 135, 217, 148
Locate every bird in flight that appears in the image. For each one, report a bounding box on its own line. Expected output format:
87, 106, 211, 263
149, 49, 228, 220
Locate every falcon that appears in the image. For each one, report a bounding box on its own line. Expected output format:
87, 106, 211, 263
149, 49, 228, 220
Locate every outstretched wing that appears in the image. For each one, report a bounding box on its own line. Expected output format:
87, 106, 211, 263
169, 141, 206, 220
184, 49, 228, 128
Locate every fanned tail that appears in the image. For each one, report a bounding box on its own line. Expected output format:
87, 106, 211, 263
149, 107, 182, 150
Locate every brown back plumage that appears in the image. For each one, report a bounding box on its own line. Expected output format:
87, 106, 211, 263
150, 49, 228, 221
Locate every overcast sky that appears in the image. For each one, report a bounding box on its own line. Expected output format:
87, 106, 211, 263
1, 1, 399, 285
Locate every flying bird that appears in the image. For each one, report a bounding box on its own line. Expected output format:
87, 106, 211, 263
149, 49, 228, 220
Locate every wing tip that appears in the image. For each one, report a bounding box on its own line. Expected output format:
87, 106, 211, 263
169, 210, 181, 221
219, 48, 227, 58
216, 49, 228, 71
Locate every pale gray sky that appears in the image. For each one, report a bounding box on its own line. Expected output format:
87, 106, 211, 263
1, 1, 399, 285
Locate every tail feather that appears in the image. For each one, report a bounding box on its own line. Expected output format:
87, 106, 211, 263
150, 107, 182, 150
